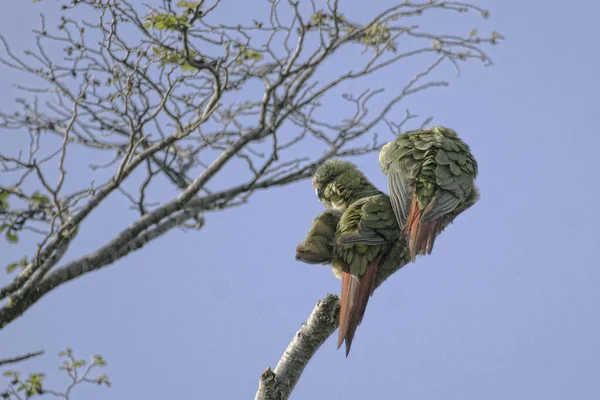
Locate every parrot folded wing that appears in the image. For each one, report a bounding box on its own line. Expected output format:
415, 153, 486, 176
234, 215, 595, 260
335, 195, 398, 356
379, 137, 418, 230
386, 159, 417, 230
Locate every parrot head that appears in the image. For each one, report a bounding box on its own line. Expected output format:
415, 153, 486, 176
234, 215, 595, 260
312, 159, 378, 210
378, 142, 393, 175
430, 126, 458, 137
295, 209, 341, 264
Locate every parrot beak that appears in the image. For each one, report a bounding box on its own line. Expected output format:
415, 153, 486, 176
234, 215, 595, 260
316, 187, 324, 200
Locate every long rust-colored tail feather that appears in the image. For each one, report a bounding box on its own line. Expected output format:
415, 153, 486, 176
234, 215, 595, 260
337, 265, 352, 350
417, 219, 442, 255
404, 197, 443, 260
404, 197, 423, 260
337, 257, 381, 357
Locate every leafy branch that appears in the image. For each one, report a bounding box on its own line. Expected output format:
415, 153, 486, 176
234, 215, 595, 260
1, 348, 110, 400
0, 0, 500, 335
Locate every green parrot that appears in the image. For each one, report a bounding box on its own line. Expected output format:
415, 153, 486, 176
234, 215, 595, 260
312, 159, 399, 356
296, 209, 344, 279
379, 126, 479, 261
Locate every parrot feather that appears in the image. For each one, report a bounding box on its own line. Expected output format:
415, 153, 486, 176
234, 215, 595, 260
337, 266, 353, 350
336, 231, 387, 245
386, 161, 413, 229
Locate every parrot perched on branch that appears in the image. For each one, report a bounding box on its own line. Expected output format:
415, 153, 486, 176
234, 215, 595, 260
296, 209, 343, 279
311, 159, 399, 356
379, 126, 479, 261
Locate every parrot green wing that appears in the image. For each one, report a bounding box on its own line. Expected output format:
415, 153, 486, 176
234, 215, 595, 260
336, 194, 398, 256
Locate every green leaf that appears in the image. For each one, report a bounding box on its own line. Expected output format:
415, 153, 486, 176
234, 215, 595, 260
98, 374, 112, 388
0, 224, 8, 234
26, 373, 44, 386
92, 355, 107, 367
247, 51, 263, 61
2, 371, 14, 377
176, 0, 201, 9
0, 190, 8, 209
181, 62, 195, 72
144, 13, 191, 31
236, 48, 263, 64
469, 29, 478, 38
311, 11, 328, 25
491, 31, 505, 40
151, 46, 200, 72
6, 262, 19, 274
5, 230, 18, 244
31, 190, 50, 205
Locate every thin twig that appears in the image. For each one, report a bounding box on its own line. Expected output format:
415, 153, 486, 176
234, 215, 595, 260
0, 350, 44, 367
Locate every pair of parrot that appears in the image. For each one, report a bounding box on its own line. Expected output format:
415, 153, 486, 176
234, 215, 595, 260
295, 126, 479, 356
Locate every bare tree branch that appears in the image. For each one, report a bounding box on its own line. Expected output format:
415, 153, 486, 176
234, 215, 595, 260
254, 238, 410, 400
0, 351, 44, 367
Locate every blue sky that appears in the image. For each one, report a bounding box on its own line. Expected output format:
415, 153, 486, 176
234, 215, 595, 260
1, 1, 599, 399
